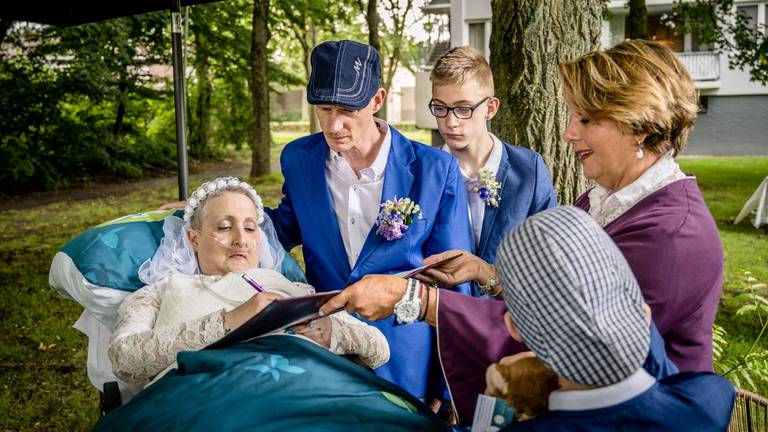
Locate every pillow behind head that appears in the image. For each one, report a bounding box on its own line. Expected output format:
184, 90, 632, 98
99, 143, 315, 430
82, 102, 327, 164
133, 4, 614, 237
61, 210, 180, 291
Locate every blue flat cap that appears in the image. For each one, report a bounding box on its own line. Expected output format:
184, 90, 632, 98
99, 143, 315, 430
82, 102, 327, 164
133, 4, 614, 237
307, 40, 381, 110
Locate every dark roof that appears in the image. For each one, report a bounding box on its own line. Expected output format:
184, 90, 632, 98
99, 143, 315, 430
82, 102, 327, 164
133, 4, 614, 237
1, 0, 221, 27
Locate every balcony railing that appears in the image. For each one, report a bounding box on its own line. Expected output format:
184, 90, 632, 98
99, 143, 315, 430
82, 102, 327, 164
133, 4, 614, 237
676, 52, 720, 81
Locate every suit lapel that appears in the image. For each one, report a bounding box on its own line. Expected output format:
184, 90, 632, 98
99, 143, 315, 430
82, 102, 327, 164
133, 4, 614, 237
300, 141, 351, 274
351, 128, 415, 277
477, 144, 510, 260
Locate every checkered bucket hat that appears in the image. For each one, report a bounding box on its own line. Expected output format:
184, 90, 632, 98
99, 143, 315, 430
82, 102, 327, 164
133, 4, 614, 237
497, 206, 650, 387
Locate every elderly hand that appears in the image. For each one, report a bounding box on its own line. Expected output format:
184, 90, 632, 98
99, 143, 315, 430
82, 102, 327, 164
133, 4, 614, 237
418, 250, 494, 287
319, 275, 407, 321
290, 317, 332, 348
223, 292, 283, 332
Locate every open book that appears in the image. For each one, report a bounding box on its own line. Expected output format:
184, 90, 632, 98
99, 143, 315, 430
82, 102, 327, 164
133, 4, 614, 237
206, 291, 342, 349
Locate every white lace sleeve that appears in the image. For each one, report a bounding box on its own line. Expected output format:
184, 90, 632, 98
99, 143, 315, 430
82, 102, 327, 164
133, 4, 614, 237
328, 312, 390, 369
107, 283, 227, 387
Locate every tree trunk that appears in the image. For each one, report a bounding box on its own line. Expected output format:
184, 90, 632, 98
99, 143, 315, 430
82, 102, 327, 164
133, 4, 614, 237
627, 0, 649, 39
367, 0, 380, 53
367, 0, 385, 120
192, 60, 212, 156
489, 0, 601, 204
305, 19, 320, 134
250, 0, 271, 177
113, 80, 127, 136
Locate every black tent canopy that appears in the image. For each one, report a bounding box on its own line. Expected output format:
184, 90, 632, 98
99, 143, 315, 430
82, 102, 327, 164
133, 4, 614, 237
2, 0, 223, 200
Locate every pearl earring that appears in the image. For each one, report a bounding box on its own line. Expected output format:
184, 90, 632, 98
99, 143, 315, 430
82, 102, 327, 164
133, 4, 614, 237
636, 139, 644, 160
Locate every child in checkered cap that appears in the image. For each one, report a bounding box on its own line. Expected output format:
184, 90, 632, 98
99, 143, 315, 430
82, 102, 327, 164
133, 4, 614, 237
495, 206, 734, 432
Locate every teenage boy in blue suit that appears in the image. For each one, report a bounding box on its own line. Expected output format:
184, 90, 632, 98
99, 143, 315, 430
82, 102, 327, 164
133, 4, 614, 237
429, 47, 557, 296
265, 40, 473, 400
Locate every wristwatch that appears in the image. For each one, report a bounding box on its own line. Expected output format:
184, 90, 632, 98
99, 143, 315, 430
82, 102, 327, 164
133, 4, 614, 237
394, 278, 422, 324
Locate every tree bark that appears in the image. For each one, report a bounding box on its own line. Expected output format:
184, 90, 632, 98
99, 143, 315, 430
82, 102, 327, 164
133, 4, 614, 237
192, 60, 212, 156
250, 0, 271, 177
306, 19, 320, 134
367, 0, 380, 53
113, 80, 127, 136
489, 0, 602, 204
367, 0, 385, 120
627, 0, 649, 39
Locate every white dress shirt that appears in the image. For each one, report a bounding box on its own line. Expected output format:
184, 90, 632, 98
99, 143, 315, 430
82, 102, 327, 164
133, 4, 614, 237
548, 368, 657, 411
326, 118, 392, 269
588, 150, 688, 227
442, 133, 503, 248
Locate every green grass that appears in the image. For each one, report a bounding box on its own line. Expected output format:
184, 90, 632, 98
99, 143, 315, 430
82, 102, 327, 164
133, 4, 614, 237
677, 157, 768, 393
0, 144, 765, 429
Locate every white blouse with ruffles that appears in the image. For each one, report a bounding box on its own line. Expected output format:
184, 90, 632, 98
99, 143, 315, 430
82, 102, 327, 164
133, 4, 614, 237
588, 151, 688, 227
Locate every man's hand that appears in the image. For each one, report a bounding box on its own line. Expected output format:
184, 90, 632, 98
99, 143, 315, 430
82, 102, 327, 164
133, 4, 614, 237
319, 275, 407, 321
417, 250, 490, 287
158, 201, 186, 211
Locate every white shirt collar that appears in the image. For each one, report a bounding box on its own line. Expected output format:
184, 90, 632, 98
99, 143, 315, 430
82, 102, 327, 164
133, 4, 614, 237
588, 150, 688, 226
329, 117, 391, 182
441, 133, 503, 181
548, 368, 656, 411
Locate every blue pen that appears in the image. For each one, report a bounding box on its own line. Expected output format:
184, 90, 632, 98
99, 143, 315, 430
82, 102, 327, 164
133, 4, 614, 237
241, 273, 265, 293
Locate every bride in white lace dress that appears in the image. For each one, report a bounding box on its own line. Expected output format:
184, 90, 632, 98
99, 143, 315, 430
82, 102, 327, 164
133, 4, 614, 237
108, 177, 389, 388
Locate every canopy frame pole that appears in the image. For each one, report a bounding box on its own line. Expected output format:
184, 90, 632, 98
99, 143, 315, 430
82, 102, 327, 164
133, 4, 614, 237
171, 0, 189, 200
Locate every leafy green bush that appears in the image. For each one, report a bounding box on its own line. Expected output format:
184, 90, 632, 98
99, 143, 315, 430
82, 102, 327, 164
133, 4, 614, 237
714, 271, 768, 392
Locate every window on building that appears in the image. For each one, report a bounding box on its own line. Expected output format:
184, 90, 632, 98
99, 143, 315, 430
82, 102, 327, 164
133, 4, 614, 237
645, 13, 684, 52
691, 32, 711, 52
469, 22, 486, 57
736, 5, 758, 32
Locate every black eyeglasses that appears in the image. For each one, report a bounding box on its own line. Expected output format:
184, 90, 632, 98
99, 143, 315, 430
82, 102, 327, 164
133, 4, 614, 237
428, 97, 490, 119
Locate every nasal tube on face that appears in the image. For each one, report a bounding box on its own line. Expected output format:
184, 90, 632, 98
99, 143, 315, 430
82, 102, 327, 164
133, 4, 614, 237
201, 231, 258, 251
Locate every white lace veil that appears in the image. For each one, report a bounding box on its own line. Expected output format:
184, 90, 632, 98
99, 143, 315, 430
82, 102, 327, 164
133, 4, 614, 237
138, 177, 284, 285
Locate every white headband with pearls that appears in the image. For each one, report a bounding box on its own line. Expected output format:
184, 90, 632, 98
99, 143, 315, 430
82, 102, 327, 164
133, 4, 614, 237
183, 176, 264, 225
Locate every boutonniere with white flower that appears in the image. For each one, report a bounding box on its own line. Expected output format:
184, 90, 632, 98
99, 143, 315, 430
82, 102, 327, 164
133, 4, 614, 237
472, 168, 501, 208
375, 197, 423, 241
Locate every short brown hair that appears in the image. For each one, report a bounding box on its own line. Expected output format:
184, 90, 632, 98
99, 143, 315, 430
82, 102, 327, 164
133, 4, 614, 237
430, 46, 494, 94
557, 39, 698, 156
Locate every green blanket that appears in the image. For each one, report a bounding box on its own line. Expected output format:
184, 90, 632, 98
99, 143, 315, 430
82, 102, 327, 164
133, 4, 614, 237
94, 335, 448, 431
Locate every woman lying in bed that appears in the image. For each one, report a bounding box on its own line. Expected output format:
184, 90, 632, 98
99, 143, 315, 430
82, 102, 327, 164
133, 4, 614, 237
107, 176, 390, 387
97, 177, 445, 431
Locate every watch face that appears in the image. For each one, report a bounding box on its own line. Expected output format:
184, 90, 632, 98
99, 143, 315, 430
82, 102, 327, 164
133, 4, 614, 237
396, 302, 420, 322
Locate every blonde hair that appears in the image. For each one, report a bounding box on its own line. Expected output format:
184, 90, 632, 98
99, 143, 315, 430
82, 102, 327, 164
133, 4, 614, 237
557, 39, 698, 156
430, 46, 494, 94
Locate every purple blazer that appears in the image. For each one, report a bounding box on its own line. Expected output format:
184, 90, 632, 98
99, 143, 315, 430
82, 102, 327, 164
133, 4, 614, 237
436, 177, 723, 425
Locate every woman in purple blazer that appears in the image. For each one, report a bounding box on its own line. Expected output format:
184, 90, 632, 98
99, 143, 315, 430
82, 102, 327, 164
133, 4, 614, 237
323, 40, 724, 426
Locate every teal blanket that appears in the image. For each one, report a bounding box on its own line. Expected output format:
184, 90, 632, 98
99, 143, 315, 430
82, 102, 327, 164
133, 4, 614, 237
94, 336, 448, 431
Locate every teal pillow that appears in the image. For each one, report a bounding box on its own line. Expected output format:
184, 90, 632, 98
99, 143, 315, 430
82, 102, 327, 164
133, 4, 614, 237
60, 210, 181, 291
59, 210, 306, 292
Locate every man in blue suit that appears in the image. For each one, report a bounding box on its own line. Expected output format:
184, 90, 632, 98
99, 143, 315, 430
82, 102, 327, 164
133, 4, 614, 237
265, 40, 473, 400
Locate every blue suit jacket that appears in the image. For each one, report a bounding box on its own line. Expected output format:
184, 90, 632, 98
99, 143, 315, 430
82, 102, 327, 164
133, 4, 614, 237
266, 126, 473, 398
475, 142, 557, 265
468, 142, 557, 297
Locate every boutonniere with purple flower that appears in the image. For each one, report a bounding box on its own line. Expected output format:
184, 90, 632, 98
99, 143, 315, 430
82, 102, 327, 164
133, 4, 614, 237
472, 168, 501, 208
375, 197, 423, 241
